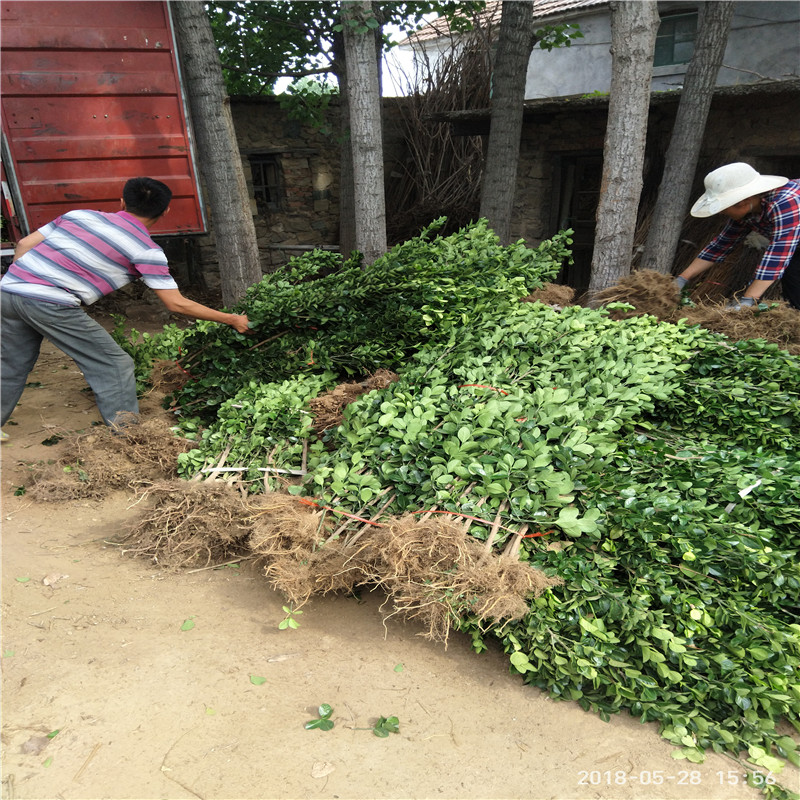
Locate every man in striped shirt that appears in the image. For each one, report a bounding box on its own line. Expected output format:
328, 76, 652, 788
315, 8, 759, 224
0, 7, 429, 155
1, 177, 251, 429
675, 163, 800, 311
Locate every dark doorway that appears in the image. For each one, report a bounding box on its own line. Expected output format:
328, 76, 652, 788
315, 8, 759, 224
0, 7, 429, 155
553, 153, 603, 296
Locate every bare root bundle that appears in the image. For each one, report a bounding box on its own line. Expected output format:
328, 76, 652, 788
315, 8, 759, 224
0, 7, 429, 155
122, 480, 252, 569
521, 283, 576, 307
681, 302, 800, 355
371, 517, 562, 643
308, 370, 399, 433
27, 416, 192, 501
592, 269, 800, 354
264, 544, 373, 608
148, 359, 191, 395
592, 270, 681, 319
247, 493, 372, 606
247, 494, 331, 556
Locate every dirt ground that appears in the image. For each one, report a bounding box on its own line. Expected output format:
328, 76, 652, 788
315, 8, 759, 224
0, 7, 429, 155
0, 309, 775, 800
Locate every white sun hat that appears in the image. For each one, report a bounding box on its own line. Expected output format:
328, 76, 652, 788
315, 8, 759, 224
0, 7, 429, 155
690, 162, 788, 218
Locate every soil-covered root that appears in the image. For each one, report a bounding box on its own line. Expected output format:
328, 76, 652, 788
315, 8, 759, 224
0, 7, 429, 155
122, 480, 252, 569
309, 369, 399, 433
521, 283, 576, 307
592, 270, 680, 319
26, 416, 192, 501
264, 544, 373, 608
247, 494, 331, 556
371, 516, 563, 643
247, 494, 372, 605
149, 359, 191, 395
680, 302, 800, 355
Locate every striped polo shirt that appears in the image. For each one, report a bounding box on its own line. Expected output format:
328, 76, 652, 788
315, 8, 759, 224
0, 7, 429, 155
1, 209, 178, 306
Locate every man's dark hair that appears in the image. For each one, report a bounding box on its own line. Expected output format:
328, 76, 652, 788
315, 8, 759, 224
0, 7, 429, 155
122, 177, 172, 219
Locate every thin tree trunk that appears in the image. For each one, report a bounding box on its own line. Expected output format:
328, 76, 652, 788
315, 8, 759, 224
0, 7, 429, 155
341, 0, 387, 265
588, 0, 659, 296
171, 0, 262, 307
640, 1, 734, 274
479, 0, 536, 245
332, 28, 357, 259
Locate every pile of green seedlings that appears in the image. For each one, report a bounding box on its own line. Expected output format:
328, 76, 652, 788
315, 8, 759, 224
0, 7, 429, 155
127, 220, 799, 797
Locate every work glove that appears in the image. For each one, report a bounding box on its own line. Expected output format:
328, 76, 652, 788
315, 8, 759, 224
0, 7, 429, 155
675, 276, 689, 290
725, 297, 757, 311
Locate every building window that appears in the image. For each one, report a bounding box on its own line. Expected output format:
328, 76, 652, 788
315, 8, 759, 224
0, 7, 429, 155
249, 155, 282, 213
654, 11, 698, 67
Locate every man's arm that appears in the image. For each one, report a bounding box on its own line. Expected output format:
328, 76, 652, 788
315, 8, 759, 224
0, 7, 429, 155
153, 289, 250, 333
13, 231, 45, 261
741, 278, 775, 300
677, 257, 716, 282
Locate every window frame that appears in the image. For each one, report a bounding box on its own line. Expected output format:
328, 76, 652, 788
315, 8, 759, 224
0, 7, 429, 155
248, 154, 283, 213
653, 9, 698, 68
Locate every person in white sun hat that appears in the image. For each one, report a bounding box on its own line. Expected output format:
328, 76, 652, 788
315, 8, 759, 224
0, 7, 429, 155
675, 162, 800, 311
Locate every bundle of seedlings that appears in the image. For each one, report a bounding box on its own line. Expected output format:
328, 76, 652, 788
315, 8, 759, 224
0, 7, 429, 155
122, 479, 252, 569
27, 415, 190, 501
368, 516, 563, 643
162, 220, 571, 425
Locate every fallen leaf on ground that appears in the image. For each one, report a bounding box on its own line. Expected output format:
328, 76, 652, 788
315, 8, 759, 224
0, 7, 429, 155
311, 761, 335, 779
21, 736, 51, 755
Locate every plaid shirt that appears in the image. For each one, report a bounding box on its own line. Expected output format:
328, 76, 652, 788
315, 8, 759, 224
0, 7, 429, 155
697, 178, 800, 281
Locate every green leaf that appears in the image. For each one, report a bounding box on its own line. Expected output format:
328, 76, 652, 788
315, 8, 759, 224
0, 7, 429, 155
180, 618, 195, 632
249, 675, 267, 686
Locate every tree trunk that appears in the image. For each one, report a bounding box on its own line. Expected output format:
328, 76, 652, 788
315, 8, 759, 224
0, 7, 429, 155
479, 0, 536, 246
588, 1, 659, 296
171, 0, 262, 307
640, 2, 734, 274
332, 28, 357, 260
341, 0, 387, 265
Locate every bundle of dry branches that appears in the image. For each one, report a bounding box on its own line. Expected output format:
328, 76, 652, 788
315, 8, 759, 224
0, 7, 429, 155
385, 18, 493, 243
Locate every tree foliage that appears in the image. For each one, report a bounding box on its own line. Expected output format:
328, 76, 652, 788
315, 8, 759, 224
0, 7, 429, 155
205, 1, 486, 95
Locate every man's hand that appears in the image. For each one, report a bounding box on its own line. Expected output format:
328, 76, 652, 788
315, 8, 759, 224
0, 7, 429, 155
228, 314, 251, 334
725, 297, 757, 311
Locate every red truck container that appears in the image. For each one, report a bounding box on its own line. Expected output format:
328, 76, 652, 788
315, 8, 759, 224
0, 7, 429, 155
1, 0, 206, 254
